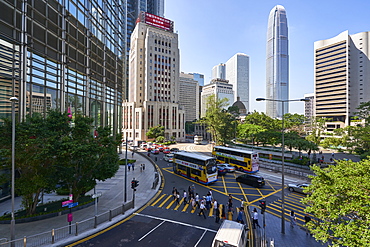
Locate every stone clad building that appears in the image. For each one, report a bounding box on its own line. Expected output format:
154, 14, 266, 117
123, 12, 185, 142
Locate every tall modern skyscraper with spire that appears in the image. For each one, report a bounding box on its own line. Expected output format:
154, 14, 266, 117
266, 5, 289, 118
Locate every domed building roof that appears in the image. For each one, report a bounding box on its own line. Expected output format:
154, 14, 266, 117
232, 100, 247, 115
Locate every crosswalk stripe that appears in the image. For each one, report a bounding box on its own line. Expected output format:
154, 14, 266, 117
158, 195, 172, 208
151, 194, 166, 206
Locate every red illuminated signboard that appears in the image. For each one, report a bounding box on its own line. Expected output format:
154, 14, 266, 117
140, 12, 173, 32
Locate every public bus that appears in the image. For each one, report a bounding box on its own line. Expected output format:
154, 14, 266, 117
194, 135, 203, 145
212, 146, 259, 173
173, 152, 218, 185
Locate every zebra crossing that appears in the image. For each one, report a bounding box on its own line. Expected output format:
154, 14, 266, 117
150, 193, 240, 220
261, 192, 308, 227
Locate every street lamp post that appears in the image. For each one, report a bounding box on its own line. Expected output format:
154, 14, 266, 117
256, 97, 308, 234
9, 97, 18, 244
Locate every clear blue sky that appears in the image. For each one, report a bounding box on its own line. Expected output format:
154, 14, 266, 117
165, 0, 370, 114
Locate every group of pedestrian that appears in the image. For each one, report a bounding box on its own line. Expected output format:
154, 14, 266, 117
172, 187, 180, 204
140, 163, 145, 172
127, 162, 135, 171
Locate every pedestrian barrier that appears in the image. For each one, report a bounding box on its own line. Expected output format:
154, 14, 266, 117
259, 160, 314, 179
152, 172, 159, 189
0, 201, 134, 247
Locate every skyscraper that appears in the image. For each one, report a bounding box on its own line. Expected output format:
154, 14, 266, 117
225, 53, 250, 113
212, 63, 226, 80
0, 0, 131, 133
179, 72, 201, 122
201, 79, 234, 118
314, 30, 370, 128
0, 0, 164, 129
123, 12, 185, 142
266, 5, 289, 118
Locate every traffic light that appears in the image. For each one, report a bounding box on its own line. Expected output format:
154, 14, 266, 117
131, 179, 139, 189
259, 200, 266, 214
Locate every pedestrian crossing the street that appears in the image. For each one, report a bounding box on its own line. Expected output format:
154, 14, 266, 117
150, 193, 240, 220
258, 192, 309, 227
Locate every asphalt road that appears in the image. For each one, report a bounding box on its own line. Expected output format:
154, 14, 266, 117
68, 143, 311, 246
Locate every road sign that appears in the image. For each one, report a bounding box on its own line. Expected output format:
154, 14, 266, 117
62, 200, 73, 207
92, 192, 102, 199
68, 202, 79, 208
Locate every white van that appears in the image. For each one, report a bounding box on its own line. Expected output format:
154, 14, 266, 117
164, 153, 174, 162
212, 220, 248, 247
140, 143, 147, 150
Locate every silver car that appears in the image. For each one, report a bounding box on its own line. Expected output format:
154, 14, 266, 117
287, 183, 310, 194
217, 163, 235, 173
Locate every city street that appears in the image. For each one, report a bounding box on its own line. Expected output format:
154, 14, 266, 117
67, 143, 327, 247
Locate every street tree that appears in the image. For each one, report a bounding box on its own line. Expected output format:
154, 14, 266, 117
302, 158, 370, 246
244, 111, 280, 131
146, 125, 165, 140
156, 135, 165, 143
237, 123, 266, 145
0, 111, 70, 215
306, 117, 327, 146
55, 115, 120, 202
284, 113, 306, 135
0, 110, 120, 214
198, 95, 236, 145
354, 101, 370, 125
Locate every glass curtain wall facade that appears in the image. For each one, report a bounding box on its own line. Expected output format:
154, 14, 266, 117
266, 5, 289, 119
0, 0, 128, 134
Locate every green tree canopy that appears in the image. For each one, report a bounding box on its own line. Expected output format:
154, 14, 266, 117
237, 123, 266, 145
146, 125, 165, 139
0, 110, 120, 214
302, 158, 370, 246
354, 101, 370, 125
198, 95, 236, 145
244, 111, 280, 131
306, 117, 327, 147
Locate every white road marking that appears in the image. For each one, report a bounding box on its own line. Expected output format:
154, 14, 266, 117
138, 220, 165, 241
134, 213, 217, 233
194, 230, 208, 247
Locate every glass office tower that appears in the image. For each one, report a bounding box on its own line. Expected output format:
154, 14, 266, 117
0, 0, 164, 129
266, 5, 289, 119
0, 0, 129, 134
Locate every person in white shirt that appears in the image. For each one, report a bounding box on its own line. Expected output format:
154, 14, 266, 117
198, 201, 207, 219
252, 208, 261, 229
213, 199, 220, 223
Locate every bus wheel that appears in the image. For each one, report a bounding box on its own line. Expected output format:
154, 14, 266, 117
195, 177, 199, 183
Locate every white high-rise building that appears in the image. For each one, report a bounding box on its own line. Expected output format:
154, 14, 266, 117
314, 30, 370, 127
212, 63, 226, 80
304, 93, 314, 123
225, 53, 249, 113
179, 72, 200, 122
266, 5, 289, 118
201, 79, 234, 117
123, 12, 185, 142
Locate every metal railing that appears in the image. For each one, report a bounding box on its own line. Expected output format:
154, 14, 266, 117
0, 200, 134, 247
259, 160, 314, 179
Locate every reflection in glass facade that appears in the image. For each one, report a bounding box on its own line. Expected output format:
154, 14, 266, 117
0, 0, 130, 134
0, 0, 165, 201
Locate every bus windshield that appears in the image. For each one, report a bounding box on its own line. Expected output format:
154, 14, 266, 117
206, 159, 217, 174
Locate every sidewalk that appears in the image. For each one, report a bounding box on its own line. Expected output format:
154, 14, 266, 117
251, 207, 329, 247
0, 151, 160, 246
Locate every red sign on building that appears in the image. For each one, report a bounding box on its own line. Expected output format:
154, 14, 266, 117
137, 12, 174, 32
